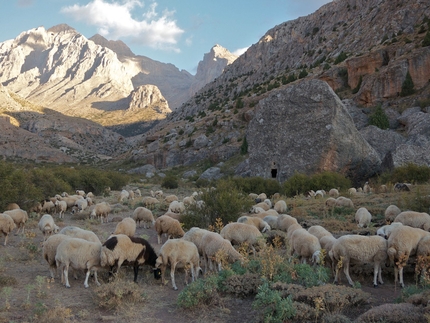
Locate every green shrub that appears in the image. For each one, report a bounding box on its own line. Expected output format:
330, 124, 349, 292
391, 163, 430, 184
252, 280, 296, 323
161, 175, 179, 189
334, 51, 347, 64
240, 136, 248, 155
298, 69, 308, 79
368, 104, 390, 129
177, 274, 220, 309
309, 171, 351, 192
400, 71, 415, 97
283, 172, 312, 197
231, 177, 281, 197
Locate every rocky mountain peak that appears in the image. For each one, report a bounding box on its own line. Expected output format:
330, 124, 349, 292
89, 34, 135, 57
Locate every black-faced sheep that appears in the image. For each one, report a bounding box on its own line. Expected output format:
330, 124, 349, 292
0, 213, 16, 246
132, 207, 155, 229
101, 234, 161, 283
55, 238, 102, 288
330, 235, 388, 287
4, 209, 28, 235
154, 215, 185, 244
155, 238, 201, 290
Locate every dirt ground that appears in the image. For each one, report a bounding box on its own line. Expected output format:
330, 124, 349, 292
0, 189, 423, 323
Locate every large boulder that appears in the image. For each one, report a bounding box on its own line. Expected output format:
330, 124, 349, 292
245, 79, 381, 184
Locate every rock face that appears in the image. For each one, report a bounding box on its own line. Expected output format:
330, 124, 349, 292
245, 79, 381, 184
191, 44, 238, 93
127, 85, 170, 114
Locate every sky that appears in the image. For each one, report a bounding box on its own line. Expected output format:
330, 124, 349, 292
1, 0, 331, 74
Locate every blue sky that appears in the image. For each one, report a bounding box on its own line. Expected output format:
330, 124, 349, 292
2, 0, 331, 74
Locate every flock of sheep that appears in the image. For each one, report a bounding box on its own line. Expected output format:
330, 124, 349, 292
0, 182, 429, 293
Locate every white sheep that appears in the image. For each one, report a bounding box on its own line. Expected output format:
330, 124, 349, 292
0, 213, 16, 246
128, 190, 135, 200
101, 234, 161, 283
384, 205, 401, 223
76, 190, 86, 196
330, 234, 387, 287
58, 226, 101, 244
250, 202, 270, 212
58, 195, 81, 210
132, 207, 155, 229
263, 215, 279, 230
274, 200, 287, 213
290, 228, 322, 265
276, 214, 299, 233
325, 197, 337, 207
348, 188, 357, 196
134, 188, 142, 197
237, 215, 271, 233
363, 182, 372, 194
286, 223, 303, 242
119, 189, 130, 202
168, 200, 185, 214
164, 194, 178, 204
252, 209, 279, 219
90, 201, 111, 224
183, 227, 211, 256
113, 217, 136, 237
315, 190, 326, 198
155, 238, 201, 290
387, 225, 430, 287
355, 207, 372, 228
248, 193, 258, 200
154, 215, 185, 244
201, 231, 244, 273
376, 222, 403, 239
257, 193, 267, 201
308, 225, 333, 241
42, 234, 72, 279
86, 192, 95, 198
73, 197, 88, 213
335, 196, 354, 208
41, 199, 55, 214
183, 195, 196, 206
142, 196, 160, 209
55, 238, 102, 288
6, 203, 20, 210
4, 209, 28, 235
263, 198, 272, 208
151, 190, 164, 199
55, 200, 67, 219
38, 214, 59, 241
393, 211, 430, 231
329, 188, 339, 197
220, 222, 263, 254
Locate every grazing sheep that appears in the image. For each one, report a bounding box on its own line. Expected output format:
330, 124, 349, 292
59, 226, 101, 243
393, 211, 430, 231
394, 183, 410, 192
76, 190, 86, 197
41, 199, 55, 214
237, 215, 271, 233
315, 190, 326, 198
183, 195, 196, 206
0, 213, 16, 246
132, 207, 155, 229
250, 202, 270, 212
155, 238, 201, 290
164, 195, 179, 204
163, 211, 182, 221
113, 217, 136, 237
290, 228, 322, 265
151, 190, 163, 199
4, 209, 28, 235
252, 209, 279, 219
90, 202, 111, 224
141, 196, 159, 209
73, 197, 88, 213
201, 231, 244, 273
6, 203, 20, 210
308, 225, 333, 241
168, 200, 185, 213
363, 182, 372, 194
220, 222, 263, 253
257, 193, 267, 201
325, 197, 337, 207
119, 189, 130, 202
42, 234, 72, 279
355, 207, 372, 228
379, 185, 388, 193
134, 189, 142, 197
320, 235, 337, 252
38, 214, 59, 241
263, 215, 279, 230
376, 222, 403, 239
154, 215, 185, 244
55, 200, 68, 219
55, 238, 102, 288
248, 193, 258, 200
58, 195, 81, 210
274, 200, 287, 213
276, 214, 299, 233
385, 205, 401, 224
183, 227, 211, 256
28, 202, 42, 216
86, 192, 95, 198
286, 223, 303, 242
348, 188, 357, 196
335, 196, 354, 208
263, 199, 272, 208
128, 190, 135, 200
101, 234, 161, 283
329, 188, 339, 198
330, 235, 388, 287
387, 225, 430, 287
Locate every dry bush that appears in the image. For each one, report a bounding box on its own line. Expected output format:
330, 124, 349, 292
292, 301, 317, 321
222, 273, 261, 297
294, 284, 370, 314
355, 303, 428, 323
35, 305, 73, 323
93, 279, 146, 313
271, 282, 305, 298
0, 275, 17, 288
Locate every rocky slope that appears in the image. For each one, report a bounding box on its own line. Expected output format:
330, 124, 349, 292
130, 0, 430, 184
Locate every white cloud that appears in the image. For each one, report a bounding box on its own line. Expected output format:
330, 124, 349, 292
232, 47, 249, 57
61, 0, 184, 51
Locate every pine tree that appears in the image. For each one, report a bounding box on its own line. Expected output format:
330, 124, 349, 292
400, 71, 415, 97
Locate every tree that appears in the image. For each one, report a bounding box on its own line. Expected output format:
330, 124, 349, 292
400, 71, 415, 97
368, 104, 389, 130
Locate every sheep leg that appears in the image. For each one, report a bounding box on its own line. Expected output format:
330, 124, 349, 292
343, 261, 354, 286
394, 266, 399, 285
157, 234, 162, 245
64, 264, 71, 288
93, 270, 100, 286
190, 264, 196, 283
133, 264, 140, 283
4, 233, 8, 246
333, 263, 340, 284
399, 266, 405, 288
160, 264, 166, 285
84, 269, 91, 288
170, 262, 178, 290
373, 263, 379, 287
377, 263, 384, 285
